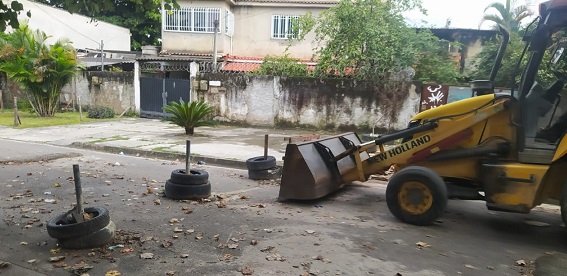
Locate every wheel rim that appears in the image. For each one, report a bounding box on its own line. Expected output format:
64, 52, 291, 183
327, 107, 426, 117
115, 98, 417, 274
398, 181, 433, 215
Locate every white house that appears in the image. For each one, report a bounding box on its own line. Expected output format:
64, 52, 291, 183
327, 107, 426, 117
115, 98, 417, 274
5, 0, 131, 51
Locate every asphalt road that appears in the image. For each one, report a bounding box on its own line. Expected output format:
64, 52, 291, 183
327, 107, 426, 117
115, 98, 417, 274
0, 140, 566, 276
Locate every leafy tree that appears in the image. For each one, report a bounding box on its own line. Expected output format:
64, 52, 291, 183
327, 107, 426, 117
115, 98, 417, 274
35, 0, 178, 50
0, 1, 29, 32
479, 0, 533, 32
254, 54, 310, 77
1, 1, 178, 50
472, 29, 555, 89
296, 0, 461, 84
0, 24, 80, 116
163, 99, 217, 135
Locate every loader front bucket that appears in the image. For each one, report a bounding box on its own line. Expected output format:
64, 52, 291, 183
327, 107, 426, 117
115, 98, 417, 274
279, 132, 369, 200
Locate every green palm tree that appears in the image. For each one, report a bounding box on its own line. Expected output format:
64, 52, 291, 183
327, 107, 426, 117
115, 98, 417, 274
163, 99, 217, 135
0, 24, 80, 117
479, 0, 533, 32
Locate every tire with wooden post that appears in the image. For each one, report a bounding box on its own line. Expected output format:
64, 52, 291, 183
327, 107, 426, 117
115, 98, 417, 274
47, 206, 111, 240
170, 169, 209, 185
47, 164, 115, 249
247, 134, 280, 180
57, 220, 116, 249
246, 156, 277, 171
165, 180, 211, 200
165, 140, 212, 200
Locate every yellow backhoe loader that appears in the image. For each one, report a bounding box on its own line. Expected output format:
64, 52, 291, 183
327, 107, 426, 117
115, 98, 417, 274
279, 0, 567, 226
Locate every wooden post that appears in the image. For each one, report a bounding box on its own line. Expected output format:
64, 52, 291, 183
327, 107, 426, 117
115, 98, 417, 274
0, 89, 3, 113
13, 97, 20, 127
264, 134, 269, 159
78, 96, 83, 121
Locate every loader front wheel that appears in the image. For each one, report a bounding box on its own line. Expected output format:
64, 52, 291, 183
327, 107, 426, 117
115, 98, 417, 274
386, 166, 448, 226
560, 182, 567, 227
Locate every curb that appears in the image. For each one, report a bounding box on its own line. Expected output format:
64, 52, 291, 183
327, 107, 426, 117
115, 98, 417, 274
70, 142, 248, 170
0, 152, 83, 164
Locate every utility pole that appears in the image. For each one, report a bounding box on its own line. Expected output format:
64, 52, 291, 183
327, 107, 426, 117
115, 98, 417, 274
212, 20, 219, 72
100, 40, 105, 71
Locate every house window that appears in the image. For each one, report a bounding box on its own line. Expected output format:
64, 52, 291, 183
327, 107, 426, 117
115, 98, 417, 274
271, 15, 299, 39
165, 7, 221, 33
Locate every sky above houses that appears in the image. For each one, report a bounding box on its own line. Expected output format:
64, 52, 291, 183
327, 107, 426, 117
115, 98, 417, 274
404, 0, 548, 29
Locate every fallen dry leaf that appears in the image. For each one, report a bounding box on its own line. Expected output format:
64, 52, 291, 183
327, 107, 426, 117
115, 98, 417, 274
516, 260, 526, 266
51, 262, 68, 268
166, 271, 176, 275
266, 253, 285, 261
250, 240, 258, 246
140, 253, 154, 259
120, 248, 134, 253
260, 246, 275, 252
464, 264, 477, 269
228, 243, 239, 249
170, 218, 180, 223
180, 254, 189, 259
49, 256, 65, 262
173, 227, 183, 233
154, 199, 161, 205
416, 242, 430, 248
217, 199, 227, 208
240, 267, 254, 275
105, 270, 122, 276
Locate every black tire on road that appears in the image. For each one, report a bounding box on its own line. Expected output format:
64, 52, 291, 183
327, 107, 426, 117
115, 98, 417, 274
170, 169, 209, 185
386, 166, 448, 226
248, 167, 281, 180
560, 182, 567, 228
47, 206, 111, 240
58, 220, 116, 250
165, 180, 211, 200
246, 156, 276, 171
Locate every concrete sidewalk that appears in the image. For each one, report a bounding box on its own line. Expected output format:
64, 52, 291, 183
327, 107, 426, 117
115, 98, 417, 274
0, 118, 339, 168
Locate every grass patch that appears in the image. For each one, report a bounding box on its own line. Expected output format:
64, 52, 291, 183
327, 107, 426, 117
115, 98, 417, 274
152, 146, 174, 152
89, 135, 131, 144
0, 109, 108, 128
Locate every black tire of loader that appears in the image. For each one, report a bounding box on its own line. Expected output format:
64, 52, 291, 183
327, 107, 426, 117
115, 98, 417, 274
47, 206, 111, 240
165, 180, 211, 200
246, 156, 276, 171
560, 183, 567, 227
58, 220, 116, 250
248, 167, 281, 180
170, 169, 209, 185
386, 166, 448, 226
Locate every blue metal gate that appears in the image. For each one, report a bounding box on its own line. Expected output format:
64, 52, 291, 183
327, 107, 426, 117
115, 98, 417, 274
140, 77, 191, 118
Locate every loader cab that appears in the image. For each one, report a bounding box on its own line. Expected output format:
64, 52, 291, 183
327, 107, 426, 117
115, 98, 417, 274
517, 1, 567, 164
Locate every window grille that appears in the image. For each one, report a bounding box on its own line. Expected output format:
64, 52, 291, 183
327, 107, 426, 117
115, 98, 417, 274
271, 15, 299, 39
164, 7, 221, 33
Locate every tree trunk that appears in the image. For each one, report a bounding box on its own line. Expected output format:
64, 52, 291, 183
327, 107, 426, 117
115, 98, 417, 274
185, 127, 195, 135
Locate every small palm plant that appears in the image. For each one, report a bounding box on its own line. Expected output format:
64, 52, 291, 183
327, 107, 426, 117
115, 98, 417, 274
163, 99, 217, 135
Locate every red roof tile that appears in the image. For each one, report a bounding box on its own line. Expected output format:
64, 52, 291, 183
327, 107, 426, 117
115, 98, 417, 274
221, 62, 261, 72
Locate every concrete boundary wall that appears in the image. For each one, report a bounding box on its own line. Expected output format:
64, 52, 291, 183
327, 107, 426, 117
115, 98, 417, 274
200, 74, 421, 130
61, 71, 135, 114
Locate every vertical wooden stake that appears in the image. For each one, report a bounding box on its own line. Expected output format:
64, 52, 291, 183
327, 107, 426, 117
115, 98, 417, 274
78, 96, 83, 121
190, 140, 191, 174
264, 134, 269, 159
13, 97, 20, 127
0, 89, 4, 113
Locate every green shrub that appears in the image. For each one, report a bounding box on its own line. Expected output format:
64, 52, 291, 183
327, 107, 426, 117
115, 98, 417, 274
163, 99, 216, 135
87, 106, 115, 119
